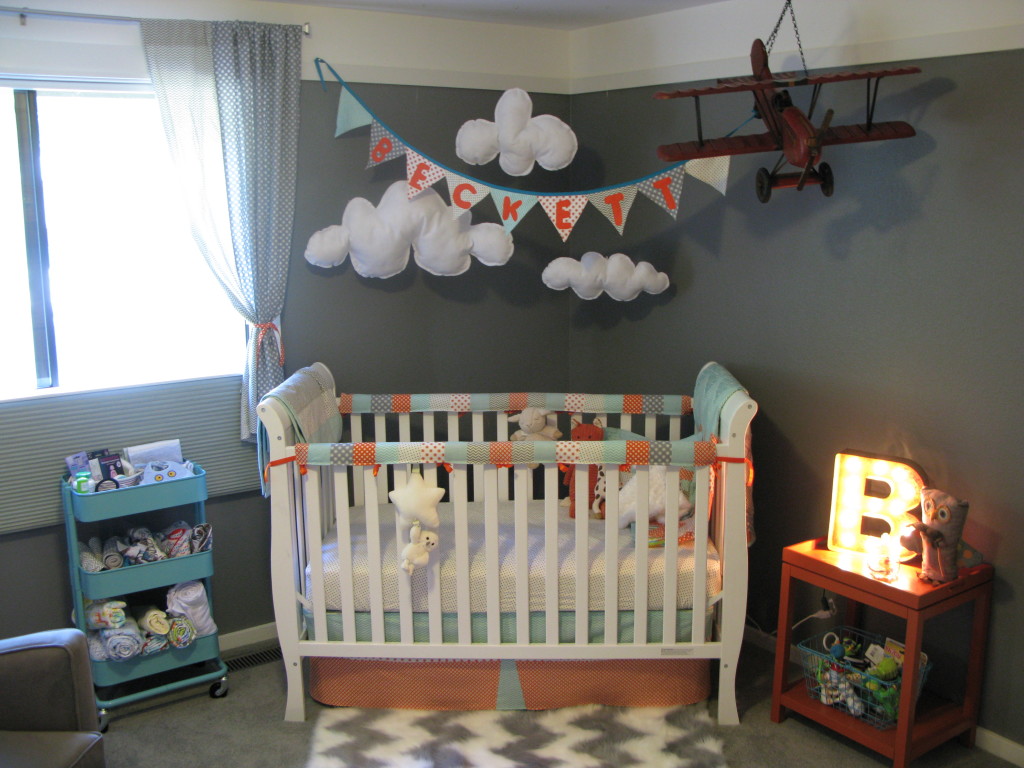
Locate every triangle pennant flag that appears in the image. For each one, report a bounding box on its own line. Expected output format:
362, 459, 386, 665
637, 166, 686, 219
405, 150, 446, 198
444, 171, 490, 218
366, 121, 406, 168
335, 86, 372, 137
539, 195, 588, 242
587, 185, 638, 235
490, 189, 539, 234
686, 156, 730, 196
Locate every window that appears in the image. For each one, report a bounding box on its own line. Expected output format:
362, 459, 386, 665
1, 86, 242, 401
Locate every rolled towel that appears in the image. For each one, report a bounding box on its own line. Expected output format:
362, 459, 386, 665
102, 536, 125, 569
101, 616, 143, 661
133, 605, 171, 635
137, 535, 168, 562
190, 523, 213, 553
84, 599, 127, 630
78, 542, 104, 573
161, 521, 192, 558
87, 536, 103, 560
87, 631, 109, 661
166, 580, 217, 636
166, 616, 196, 648
140, 632, 168, 655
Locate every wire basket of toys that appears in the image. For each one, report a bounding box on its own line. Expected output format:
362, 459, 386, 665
799, 626, 931, 729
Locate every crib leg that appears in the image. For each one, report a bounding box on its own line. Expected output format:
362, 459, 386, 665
282, 652, 306, 722
716, 656, 740, 725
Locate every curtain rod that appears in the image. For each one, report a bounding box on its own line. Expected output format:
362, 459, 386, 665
0, 6, 311, 34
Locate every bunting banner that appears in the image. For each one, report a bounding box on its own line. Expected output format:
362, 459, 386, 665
316, 58, 729, 243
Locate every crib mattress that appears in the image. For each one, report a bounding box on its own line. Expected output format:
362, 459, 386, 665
307, 500, 721, 613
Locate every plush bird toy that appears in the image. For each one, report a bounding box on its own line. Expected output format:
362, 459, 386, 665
900, 487, 969, 584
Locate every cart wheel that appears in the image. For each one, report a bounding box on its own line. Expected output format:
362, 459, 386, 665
755, 168, 773, 203
210, 677, 230, 698
97, 709, 110, 733
819, 162, 834, 197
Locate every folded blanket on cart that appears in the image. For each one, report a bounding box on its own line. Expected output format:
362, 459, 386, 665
159, 521, 192, 558
101, 617, 144, 661
87, 631, 108, 661
78, 541, 104, 573
167, 616, 197, 648
84, 599, 127, 630
102, 536, 125, 569
167, 580, 217, 636
134, 605, 171, 635
190, 523, 213, 553
141, 632, 168, 655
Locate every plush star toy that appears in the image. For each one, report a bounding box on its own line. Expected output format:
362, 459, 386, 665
388, 470, 444, 529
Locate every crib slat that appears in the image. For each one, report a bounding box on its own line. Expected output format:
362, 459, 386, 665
333, 466, 357, 643
498, 415, 510, 502
472, 413, 485, 502
633, 467, 649, 644
351, 416, 365, 505
305, 467, 328, 643
692, 466, 710, 644
573, 464, 589, 645
669, 414, 681, 441
424, 414, 443, 644
374, 413, 388, 499
603, 464, 619, 645
514, 466, 530, 644
543, 465, 559, 644
644, 414, 656, 439
452, 465, 472, 644
662, 470, 680, 645
484, 467, 501, 644
363, 468, 385, 643
395, 467, 413, 645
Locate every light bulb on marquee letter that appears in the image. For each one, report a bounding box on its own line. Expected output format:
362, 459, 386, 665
826, 451, 926, 555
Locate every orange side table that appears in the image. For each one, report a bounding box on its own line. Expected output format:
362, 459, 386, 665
770, 538, 993, 768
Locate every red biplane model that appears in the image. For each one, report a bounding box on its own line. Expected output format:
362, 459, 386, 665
656, 38, 920, 202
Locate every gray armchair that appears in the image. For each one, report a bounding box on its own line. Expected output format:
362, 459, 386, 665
0, 628, 106, 768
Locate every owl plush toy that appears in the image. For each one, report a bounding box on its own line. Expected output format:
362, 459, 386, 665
900, 487, 969, 584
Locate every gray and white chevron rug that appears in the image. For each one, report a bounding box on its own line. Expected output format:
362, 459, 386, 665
307, 703, 728, 768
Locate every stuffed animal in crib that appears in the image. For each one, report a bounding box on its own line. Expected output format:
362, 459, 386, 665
509, 407, 562, 469
900, 487, 969, 584
389, 470, 444, 529
509, 407, 562, 442
617, 465, 694, 529
400, 522, 439, 575
564, 417, 604, 518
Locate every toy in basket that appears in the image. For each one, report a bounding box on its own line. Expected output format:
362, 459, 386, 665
799, 626, 931, 729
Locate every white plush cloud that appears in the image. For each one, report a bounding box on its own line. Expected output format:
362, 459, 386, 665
456, 88, 578, 177
542, 252, 670, 301
304, 181, 514, 278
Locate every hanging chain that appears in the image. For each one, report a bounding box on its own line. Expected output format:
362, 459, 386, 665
765, 0, 809, 77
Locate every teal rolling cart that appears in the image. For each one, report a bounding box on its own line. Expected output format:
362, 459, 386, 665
61, 465, 228, 728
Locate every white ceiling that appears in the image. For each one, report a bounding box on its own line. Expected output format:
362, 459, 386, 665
265, 0, 733, 30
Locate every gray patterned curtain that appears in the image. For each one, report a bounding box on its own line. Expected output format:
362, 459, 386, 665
140, 19, 301, 442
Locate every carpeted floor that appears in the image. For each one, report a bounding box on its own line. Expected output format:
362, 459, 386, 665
102, 642, 1015, 768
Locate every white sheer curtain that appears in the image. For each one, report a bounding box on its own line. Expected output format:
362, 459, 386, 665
140, 19, 301, 442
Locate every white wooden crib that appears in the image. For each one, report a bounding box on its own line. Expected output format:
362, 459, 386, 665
257, 362, 757, 723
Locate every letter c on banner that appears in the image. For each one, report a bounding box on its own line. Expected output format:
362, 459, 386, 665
453, 183, 476, 210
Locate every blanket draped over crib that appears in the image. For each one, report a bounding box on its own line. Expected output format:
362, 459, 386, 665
258, 361, 757, 724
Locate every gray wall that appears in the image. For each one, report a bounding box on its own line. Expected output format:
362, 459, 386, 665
1, 47, 1020, 743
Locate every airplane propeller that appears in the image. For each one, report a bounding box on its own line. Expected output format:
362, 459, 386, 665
796, 108, 834, 191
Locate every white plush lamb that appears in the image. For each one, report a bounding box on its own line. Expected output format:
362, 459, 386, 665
508, 407, 562, 469
400, 522, 439, 575
617, 466, 694, 528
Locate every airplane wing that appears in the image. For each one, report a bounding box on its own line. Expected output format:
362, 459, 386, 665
820, 120, 917, 145
657, 132, 778, 162
655, 64, 921, 100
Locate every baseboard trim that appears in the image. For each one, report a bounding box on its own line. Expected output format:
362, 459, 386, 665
218, 622, 278, 654
743, 625, 1023, 766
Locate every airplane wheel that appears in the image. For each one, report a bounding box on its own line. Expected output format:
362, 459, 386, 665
755, 168, 773, 203
819, 162, 834, 197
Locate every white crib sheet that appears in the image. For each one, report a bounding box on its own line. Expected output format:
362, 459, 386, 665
307, 501, 721, 613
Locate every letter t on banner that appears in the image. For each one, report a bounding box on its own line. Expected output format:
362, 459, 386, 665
588, 186, 638, 234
